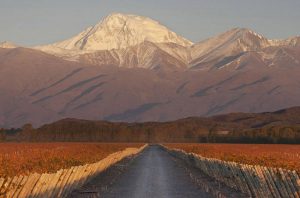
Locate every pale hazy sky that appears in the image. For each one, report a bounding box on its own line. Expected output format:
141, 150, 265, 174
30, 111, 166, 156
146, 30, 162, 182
1, 0, 299, 46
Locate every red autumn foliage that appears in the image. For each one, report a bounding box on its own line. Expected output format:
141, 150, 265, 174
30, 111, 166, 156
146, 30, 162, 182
165, 143, 300, 173
0, 143, 143, 177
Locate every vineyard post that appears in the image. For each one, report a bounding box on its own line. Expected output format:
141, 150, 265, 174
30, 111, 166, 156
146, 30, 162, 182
289, 171, 300, 196
278, 168, 296, 198
18, 173, 41, 198
50, 169, 68, 198
13, 175, 28, 198
56, 167, 75, 197
262, 167, 282, 198
270, 168, 289, 197
46, 169, 64, 198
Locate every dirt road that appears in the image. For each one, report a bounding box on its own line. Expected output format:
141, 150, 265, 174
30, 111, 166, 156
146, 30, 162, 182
70, 145, 213, 197
102, 145, 212, 198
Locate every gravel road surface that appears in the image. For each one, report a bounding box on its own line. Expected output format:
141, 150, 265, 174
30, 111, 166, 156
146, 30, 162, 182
70, 145, 245, 197
70, 145, 210, 198
100, 145, 212, 198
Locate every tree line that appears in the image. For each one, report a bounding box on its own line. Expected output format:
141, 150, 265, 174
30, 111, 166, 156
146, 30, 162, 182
1, 118, 299, 144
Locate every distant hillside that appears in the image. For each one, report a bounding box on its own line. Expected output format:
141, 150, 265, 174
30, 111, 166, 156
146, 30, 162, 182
211, 106, 300, 127
1, 106, 298, 143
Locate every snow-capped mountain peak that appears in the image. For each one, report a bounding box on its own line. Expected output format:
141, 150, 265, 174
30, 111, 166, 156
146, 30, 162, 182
190, 28, 271, 65
215, 27, 270, 48
41, 13, 193, 52
33, 17, 300, 70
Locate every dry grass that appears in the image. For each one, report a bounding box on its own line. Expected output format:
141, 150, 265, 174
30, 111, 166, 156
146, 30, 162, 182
165, 143, 300, 173
0, 143, 143, 177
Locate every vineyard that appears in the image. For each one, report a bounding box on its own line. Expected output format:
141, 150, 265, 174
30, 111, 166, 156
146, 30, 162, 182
0, 143, 143, 177
165, 144, 300, 173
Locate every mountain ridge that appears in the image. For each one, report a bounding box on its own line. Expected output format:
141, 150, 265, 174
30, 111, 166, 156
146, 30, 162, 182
1, 13, 300, 127
4, 13, 299, 70
33, 19, 300, 70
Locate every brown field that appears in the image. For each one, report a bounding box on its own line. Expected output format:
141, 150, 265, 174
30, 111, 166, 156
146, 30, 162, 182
165, 144, 300, 173
0, 143, 143, 177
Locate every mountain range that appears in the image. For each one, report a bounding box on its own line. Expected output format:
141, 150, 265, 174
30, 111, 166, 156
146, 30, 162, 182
1, 13, 300, 127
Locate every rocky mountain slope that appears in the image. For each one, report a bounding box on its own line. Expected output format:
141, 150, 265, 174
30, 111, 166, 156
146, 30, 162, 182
1, 13, 300, 127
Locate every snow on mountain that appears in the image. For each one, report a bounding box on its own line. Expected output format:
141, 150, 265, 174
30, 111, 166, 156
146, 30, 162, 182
189, 28, 300, 69
78, 41, 187, 69
34, 13, 193, 69
33, 16, 300, 70
190, 28, 270, 67
38, 13, 193, 52
2, 20, 300, 127
269, 36, 300, 47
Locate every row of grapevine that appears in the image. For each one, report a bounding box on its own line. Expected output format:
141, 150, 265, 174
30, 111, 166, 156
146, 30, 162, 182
165, 146, 300, 198
0, 145, 147, 198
